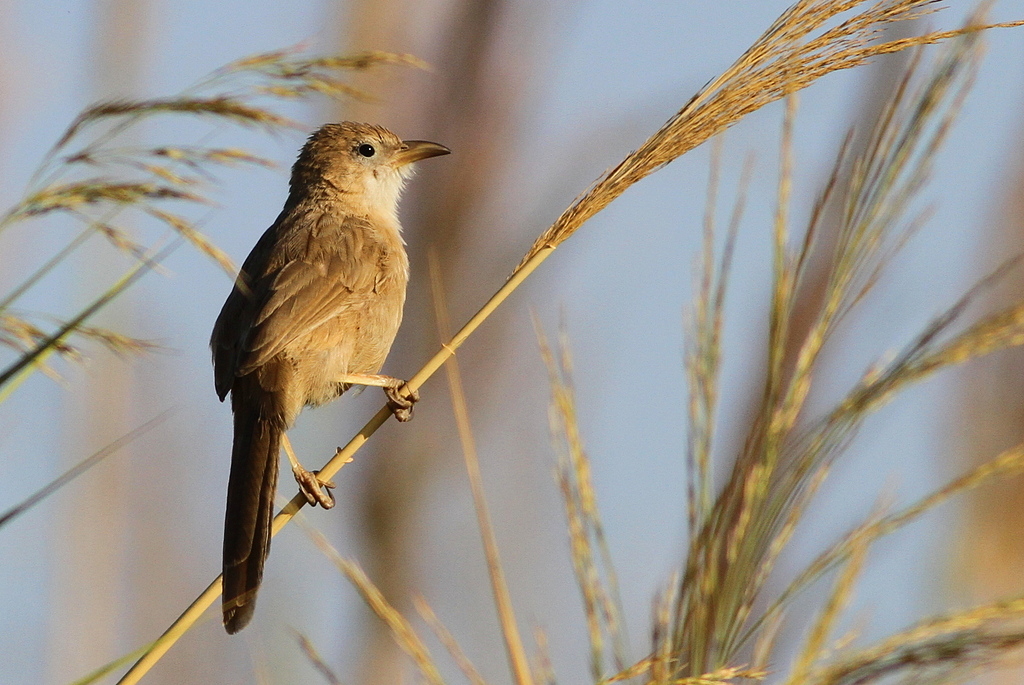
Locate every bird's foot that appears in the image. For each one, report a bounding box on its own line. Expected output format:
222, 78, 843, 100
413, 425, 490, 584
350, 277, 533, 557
292, 466, 336, 509
384, 385, 420, 422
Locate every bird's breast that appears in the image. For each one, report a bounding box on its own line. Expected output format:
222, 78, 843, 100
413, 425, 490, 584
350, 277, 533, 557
293, 240, 408, 408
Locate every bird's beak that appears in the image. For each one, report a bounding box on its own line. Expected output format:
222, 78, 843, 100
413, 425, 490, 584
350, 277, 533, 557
395, 140, 451, 166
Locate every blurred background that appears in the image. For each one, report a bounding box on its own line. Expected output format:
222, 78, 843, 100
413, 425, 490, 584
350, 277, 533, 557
1, 1, 1024, 683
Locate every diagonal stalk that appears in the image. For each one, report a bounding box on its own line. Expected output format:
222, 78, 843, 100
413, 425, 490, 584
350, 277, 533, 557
115, 243, 557, 685
0, 242, 177, 401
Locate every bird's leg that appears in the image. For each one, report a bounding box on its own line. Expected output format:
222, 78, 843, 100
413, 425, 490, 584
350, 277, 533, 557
281, 433, 335, 509
336, 373, 420, 422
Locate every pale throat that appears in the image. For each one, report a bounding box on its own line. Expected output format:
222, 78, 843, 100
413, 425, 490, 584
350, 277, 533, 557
362, 165, 413, 229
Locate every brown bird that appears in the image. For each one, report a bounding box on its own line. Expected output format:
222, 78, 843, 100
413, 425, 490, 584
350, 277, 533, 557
211, 122, 449, 633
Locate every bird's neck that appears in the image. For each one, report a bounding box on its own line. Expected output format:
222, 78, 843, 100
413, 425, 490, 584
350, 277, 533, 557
285, 181, 407, 251
290, 170, 406, 229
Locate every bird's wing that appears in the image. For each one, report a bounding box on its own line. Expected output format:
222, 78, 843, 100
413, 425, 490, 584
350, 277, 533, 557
211, 220, 282, 401
214, 212, 398, 388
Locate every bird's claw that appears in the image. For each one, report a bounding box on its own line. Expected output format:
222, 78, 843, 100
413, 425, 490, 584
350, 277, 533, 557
292, 467, 336, 509
385, 385, 419, 422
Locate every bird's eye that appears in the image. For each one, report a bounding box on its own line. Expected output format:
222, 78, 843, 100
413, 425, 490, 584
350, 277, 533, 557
357, 143, 376, 158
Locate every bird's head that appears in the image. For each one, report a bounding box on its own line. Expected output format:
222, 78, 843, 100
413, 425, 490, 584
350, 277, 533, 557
290, 122, 450, 221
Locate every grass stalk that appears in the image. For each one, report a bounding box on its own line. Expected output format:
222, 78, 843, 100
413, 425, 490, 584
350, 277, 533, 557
294, 631, 344, 685
0, 410, 172, 528
807, 599, 1024, 685
0, 241, 177, 401
429, 250, 535, 685
414, 596, 491, 685
302, 524, 446, 685
537, 322, 629, 679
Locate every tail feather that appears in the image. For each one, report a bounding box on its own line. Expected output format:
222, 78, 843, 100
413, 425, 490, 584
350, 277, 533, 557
223, 401, 281, 634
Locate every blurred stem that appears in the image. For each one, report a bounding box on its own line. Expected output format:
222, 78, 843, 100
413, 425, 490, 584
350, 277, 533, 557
429, 250, 535, 685
0, 410, 172, 528
0, 226, 92, 312
0, 241, 176, 401
303, 524, 447, 685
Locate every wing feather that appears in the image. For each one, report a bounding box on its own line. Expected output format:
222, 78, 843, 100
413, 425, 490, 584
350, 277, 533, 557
211, 211, 391, 391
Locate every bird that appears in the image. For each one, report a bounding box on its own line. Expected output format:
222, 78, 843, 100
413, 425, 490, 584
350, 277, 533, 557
210, 122, 450, 633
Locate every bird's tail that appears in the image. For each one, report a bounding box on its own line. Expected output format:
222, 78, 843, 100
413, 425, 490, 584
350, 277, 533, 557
222, 393, 282, 634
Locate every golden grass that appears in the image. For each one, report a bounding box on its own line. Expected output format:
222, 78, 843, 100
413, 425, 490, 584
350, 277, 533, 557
516, 0, 1023, 273
537, 321, 629, 681
27, 2, 1019, 683
688, 136, 749, 542
669, 19, 996, 677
